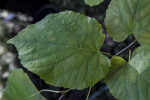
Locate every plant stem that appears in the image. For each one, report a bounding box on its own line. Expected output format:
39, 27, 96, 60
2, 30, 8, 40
115, 40, 137, 56
86, 86, 92, 100
26, 89, 70, 100
58, 94, 65, 100
39, 89, 66, 94
25, 89, 68, 99
89, 86, 108, 100
58, 89, 71, 100
128, 50, 131, 62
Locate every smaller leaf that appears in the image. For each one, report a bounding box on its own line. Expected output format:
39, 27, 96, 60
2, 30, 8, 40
84, 0, 104, 6
105, 46, 150, 100
2, 69, 46, 100
105, 56, 127, 76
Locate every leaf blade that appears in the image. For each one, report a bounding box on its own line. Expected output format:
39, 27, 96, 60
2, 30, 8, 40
105, 46, 150, 100
2, 69, 46, 100
105, 0, 150, 45
8, 11, 110, 90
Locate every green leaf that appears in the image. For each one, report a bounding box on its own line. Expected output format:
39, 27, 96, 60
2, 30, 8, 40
84, 0, 104, 6
8, 11, 110, 90
105, 46, 150, 100
105, 0, 150, 45
2, 69, 46, 100
130, 45, 150, 83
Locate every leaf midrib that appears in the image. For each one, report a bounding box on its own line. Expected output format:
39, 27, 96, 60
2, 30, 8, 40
9, 39, 99, 52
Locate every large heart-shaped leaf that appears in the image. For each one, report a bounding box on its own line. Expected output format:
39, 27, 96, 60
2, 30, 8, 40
2, 69, 46, 100
8, 11, 110, 90
84, 0, 104, 6
105, 0, 150, 45
105, 45, 150, 100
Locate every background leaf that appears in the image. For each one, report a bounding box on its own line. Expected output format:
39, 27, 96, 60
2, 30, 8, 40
105, 46, 150, 100
8, 11, 110, 90
130, 45, 150, 83
84, 0, 104, 6
2, 69, 46, 100
105, 0, 150, 45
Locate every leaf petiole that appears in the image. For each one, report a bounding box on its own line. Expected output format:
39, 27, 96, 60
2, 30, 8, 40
25, 89, 70, 99
86, 86, 92, 100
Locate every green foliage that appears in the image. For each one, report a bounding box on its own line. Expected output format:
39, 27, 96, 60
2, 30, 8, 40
7, 11, 110, 90
105, 0, 150, 45
105, 46, 150, 100
2, 69, 46, 100
84, 0, 104, 6
3, 0, 150, 99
